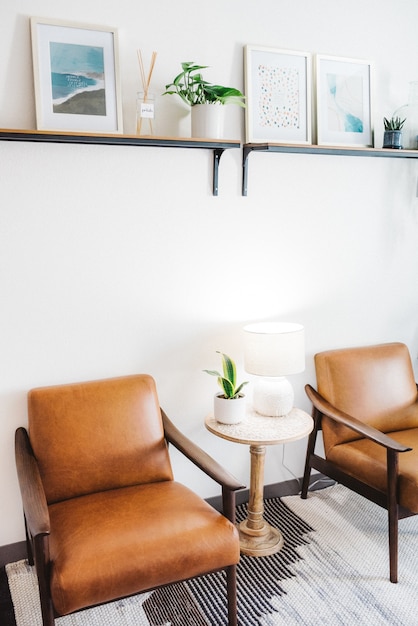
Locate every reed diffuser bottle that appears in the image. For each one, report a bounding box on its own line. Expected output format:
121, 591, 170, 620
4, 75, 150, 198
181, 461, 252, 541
136, 50, 157, 136
136, 91, 155, 136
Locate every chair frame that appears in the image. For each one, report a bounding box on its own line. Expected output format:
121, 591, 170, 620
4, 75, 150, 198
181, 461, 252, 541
15, 409, 244, 626
301, 383, 417, 583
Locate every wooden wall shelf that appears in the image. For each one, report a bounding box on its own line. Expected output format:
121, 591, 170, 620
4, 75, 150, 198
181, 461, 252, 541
242, 143, 418, 196
0, 129, 241, 196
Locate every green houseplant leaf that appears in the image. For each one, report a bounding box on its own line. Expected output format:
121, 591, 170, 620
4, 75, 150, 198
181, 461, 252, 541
203, 351, 248, 399
163, 62, 245, 108
383, 116, 406, 131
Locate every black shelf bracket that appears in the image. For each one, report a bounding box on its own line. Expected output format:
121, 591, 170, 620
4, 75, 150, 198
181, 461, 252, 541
0, 130, 240, 197
213, 148, 226, 196
242, 145, 253, 196
242, 142, 418, 196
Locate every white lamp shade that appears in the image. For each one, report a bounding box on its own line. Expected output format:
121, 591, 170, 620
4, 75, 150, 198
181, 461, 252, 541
243, 322, 305, 377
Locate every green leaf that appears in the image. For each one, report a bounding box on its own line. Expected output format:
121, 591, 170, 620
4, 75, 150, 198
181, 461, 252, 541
181, 62, 208, 73
383, 115, 406, 131
173, 72, 186, 86
234, 381, 249, 396
202, 369, 221, 377
218, 376, 235, 398
217, 352, 236, 388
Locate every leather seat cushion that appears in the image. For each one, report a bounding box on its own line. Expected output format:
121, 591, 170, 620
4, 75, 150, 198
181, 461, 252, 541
326, 428, 418, 513
48, 481, 240, 616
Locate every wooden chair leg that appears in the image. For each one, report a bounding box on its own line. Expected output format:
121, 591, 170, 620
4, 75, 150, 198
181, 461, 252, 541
387, 448, 399, 583
24, 515, 34, 566
39, 596, 55, 626
388, 508, 398, 583
226, 564, 237, 626
34, 536, 55, 626
301, 427, 317, 499
301, 458, 311, 499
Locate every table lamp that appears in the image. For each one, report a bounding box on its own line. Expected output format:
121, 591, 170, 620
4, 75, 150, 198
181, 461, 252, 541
243, 322, 305, 417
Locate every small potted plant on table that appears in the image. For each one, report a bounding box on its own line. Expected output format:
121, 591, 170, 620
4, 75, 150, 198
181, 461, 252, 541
204, 352, 248, 424
382, 116, 406, 149
163, 62, 245, 139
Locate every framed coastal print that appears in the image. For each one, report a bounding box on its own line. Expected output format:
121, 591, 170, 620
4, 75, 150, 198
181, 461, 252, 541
316, 55, 373, 147
244, 45, 312, 144
30, 17, 123, 133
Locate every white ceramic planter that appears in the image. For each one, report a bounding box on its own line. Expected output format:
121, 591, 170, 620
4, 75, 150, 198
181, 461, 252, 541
214, 393, 246, 424
191, 104, 225, 139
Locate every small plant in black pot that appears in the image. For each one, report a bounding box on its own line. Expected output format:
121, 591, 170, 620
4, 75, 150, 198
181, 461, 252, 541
383, 116, 406, 149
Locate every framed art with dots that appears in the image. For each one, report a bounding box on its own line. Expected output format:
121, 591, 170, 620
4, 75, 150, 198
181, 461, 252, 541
244, 45, 312, 145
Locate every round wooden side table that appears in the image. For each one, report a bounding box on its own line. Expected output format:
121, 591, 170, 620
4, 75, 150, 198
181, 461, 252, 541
205, 407, 313, 557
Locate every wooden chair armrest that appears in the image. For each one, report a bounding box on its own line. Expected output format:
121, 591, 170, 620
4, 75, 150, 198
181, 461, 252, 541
305, 385, 411, 453
161, 410, 244, 492
15, 427, 50, 537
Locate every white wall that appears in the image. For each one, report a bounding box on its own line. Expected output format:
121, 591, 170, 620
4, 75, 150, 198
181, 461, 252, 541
1, 0, 418, 547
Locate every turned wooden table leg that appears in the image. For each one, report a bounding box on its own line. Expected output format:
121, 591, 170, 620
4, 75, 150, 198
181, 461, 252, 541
238, 444, 284, 557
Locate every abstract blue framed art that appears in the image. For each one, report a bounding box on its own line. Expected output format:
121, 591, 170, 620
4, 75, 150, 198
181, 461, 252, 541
315, 55, 373, 147
30, 17, 123, 133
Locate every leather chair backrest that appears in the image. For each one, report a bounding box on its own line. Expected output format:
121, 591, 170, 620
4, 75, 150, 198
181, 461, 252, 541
28, 374, 173, 504
315, 343, 418, 453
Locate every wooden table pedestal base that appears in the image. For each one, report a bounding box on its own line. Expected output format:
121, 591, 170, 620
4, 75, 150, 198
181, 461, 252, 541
237, 443, 285, 557
238, 519, 284, 557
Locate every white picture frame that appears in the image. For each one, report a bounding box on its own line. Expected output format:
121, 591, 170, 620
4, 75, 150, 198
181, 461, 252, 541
30, 17, 123, 133
315, 55, 373, 147
244, 45, 312, 145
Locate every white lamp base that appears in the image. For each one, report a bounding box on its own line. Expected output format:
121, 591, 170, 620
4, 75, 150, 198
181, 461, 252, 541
253, 377, 294, 417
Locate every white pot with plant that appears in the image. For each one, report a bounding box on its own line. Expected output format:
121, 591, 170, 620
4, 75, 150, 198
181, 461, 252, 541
203, 352, 248, 424
163, 62, 245, 139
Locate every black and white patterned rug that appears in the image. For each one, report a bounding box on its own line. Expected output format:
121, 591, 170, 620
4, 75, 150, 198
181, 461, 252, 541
3, 485, 418, 625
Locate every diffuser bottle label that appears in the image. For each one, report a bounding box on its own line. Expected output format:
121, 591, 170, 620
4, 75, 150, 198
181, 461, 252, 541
136, 92, 155, 135
139, 102, 154, 119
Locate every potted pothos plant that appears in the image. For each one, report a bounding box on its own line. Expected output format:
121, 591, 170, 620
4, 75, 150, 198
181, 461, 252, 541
163, 62, 245, 139
203, 351, 248, 424
382, 116, 406, 149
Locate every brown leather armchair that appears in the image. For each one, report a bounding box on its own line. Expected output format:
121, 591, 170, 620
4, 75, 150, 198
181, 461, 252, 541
301, 342, 418, 583
15, 374, 243, 626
